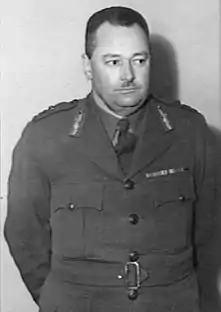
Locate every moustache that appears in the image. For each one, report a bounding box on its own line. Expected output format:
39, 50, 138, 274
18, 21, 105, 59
120, 82, 137, 88
115, 83, 139, 91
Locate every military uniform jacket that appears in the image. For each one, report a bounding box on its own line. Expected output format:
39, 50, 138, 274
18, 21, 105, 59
4, 94, 220, 312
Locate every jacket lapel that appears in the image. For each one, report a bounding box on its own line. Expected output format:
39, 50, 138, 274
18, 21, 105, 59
68, 95, 175, 181
128, 98, 175, 178
69, 94, 124, 180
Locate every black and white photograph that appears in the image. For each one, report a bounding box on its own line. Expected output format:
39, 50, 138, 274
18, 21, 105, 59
1, 1, 221, 311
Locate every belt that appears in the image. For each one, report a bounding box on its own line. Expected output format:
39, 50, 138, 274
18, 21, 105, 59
51, 253, 193, 291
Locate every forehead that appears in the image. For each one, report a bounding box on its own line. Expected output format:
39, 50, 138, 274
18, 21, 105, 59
94, 22, 149, 55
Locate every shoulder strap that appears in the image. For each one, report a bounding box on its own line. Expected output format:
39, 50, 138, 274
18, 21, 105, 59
32, 100, 78, 122
174, 100, 201, 114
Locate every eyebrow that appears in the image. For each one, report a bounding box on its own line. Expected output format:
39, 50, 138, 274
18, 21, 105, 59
103, 51, 150, 59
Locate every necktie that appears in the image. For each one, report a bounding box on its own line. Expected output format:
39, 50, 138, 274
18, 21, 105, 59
114, 118, 137, 157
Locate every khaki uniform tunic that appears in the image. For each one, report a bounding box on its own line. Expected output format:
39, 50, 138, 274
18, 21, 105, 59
4, 94, 220, 311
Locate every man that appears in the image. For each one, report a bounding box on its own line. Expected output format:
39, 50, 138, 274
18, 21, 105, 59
4, 6, 220, 312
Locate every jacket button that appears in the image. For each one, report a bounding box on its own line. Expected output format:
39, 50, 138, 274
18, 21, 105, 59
129, 214, 139, 225
68, 203, 75, 210
129, 251, 139, 262
128, 289, 138, 300
124, 179, 134, 190
179, 195, 186, 201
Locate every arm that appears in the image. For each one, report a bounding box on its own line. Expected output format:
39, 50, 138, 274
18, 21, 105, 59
193, 119, 221, 311
4, 124, 51, 304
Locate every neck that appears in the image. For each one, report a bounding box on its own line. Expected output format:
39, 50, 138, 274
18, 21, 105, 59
92, 91, 147, 118
92, 91, 123, 118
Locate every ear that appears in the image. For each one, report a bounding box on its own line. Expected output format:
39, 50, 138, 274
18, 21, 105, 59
82, 53, 93, 80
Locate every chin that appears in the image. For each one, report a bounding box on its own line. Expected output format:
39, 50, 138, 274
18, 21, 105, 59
117, 96, 144, 108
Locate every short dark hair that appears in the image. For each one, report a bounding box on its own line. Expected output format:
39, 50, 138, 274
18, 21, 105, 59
85, 6, 150, 59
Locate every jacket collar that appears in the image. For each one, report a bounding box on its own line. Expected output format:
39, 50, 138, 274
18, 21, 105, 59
68, 93, 175, 180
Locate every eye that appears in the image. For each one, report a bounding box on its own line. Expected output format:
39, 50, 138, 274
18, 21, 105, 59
106, 59, 121, 66
133, 58, 147, 66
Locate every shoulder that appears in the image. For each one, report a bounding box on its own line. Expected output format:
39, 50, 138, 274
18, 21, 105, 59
31, 99, 79, 122
28, 97, 88, 132
150, 96, 217, 156
151, 96, 206, 126
153, 95, 202, 115
16, 97, 86, 148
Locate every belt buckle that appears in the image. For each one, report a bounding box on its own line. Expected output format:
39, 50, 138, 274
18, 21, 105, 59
124, 261, 140, 290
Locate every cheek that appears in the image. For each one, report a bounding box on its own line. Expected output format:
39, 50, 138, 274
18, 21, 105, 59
136, 68, 150, 85
94, 70, 119, 90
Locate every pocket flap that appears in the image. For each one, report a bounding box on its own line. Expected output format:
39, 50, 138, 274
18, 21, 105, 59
51, 183, 103, 212
154, 179, 196, 207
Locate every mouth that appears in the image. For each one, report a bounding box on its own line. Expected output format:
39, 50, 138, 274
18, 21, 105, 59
116, 88, 138, 94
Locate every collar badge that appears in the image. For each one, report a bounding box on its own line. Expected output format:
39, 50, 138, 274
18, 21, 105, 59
69, 110, 84, 136
157, 105, 173, 131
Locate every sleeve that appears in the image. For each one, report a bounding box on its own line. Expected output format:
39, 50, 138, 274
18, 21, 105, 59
193, 117, 221, 312
4, 124, 51, 304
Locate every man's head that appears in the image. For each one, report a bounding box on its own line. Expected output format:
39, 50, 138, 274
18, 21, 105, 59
82, 6, 151, 117
85, 6, 150, 59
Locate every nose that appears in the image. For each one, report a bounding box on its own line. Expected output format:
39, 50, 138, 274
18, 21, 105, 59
120, 61, 135, 83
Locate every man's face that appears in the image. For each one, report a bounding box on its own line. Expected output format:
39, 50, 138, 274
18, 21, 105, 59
83, 22, 151, 116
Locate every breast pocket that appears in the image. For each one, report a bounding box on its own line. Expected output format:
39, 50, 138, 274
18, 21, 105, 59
150, 173, 196, 250
50, 183, 103, 258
